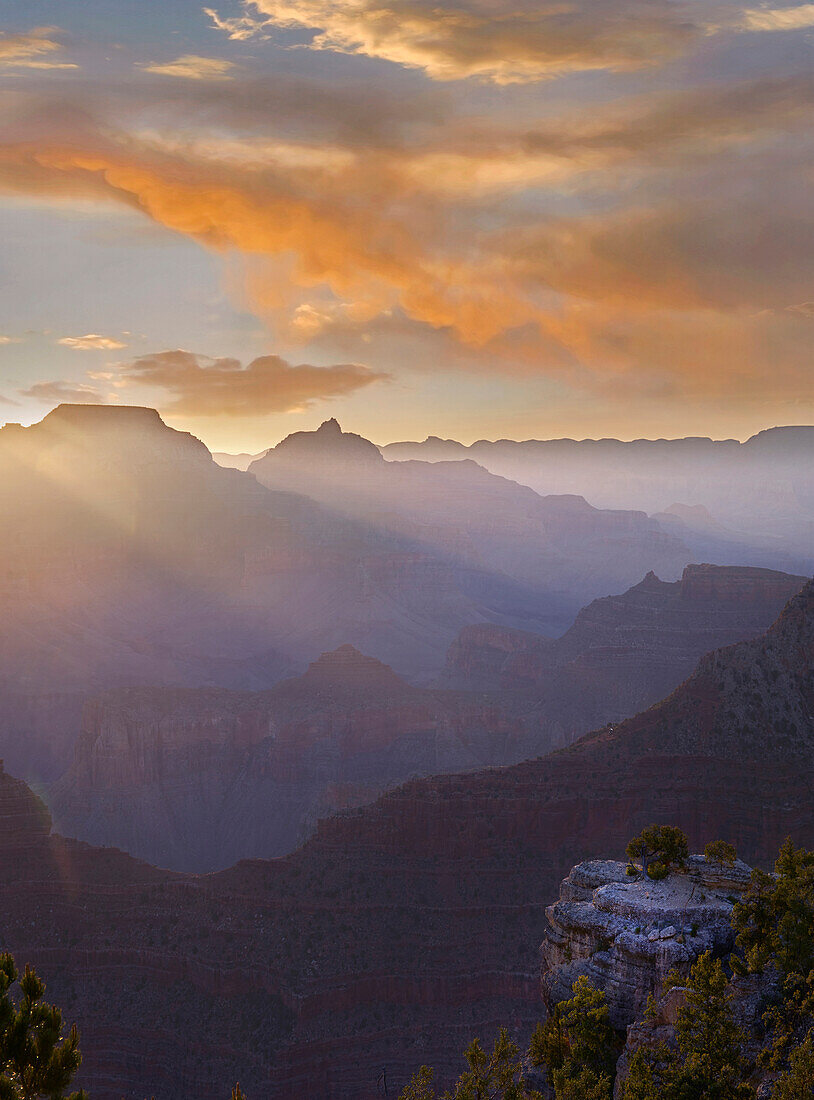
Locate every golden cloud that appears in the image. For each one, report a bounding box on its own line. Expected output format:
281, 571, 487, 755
110, 349, 388, 416
204, 6, 270, 40
57, 334, 128, 350
1, 60, 813, 405
0, 27, 77, 70
137, 55, 236, 80
742, 3, 814, 31
211, 0, 705, 82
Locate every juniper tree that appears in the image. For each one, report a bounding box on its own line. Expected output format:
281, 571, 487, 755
703, 841, 737, 870
625, 826, 689, 879
770, 1029, 814, 1099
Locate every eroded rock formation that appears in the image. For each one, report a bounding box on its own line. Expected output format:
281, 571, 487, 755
51, 644, 529, 870
541, 856, 751, 1027
443, 563, 808, 745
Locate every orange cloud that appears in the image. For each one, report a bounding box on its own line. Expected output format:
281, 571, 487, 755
1, 63, 813, 406
111, 348, 388, 416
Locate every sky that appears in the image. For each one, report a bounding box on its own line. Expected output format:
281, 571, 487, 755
0, 0, 812, 452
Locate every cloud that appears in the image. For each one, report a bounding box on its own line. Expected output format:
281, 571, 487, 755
211, 0, 707, 82
787, 301, 814, 317
57, 333, 128, 350
20, 380, 108, 404
137, 55, 236, 80
742, 3, 814, 31
501, 199, 814, 313
1, 54, 813, 409
204, 6, 270, 40
0, 335, 22, 345
111, 348, 388, 416
0, 27, 77, 70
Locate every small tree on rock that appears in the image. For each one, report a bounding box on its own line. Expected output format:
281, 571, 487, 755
704, 841, 737, 870
626, 826, 689, 879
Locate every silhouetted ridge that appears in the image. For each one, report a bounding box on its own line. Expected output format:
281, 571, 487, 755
264, 419, 383, 466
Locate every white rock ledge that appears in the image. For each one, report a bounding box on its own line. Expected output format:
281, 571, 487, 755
540, 855, 752, 1028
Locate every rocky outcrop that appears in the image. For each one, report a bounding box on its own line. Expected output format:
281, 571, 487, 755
541, 856, 751, 1027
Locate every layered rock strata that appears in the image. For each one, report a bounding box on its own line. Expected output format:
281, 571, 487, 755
541, 856, 751, 1027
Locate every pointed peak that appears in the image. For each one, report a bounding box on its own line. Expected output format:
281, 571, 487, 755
302, 645, 407, 689
263, 419, 383, 466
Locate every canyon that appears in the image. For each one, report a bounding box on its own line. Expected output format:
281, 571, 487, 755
50, 644, 525, 871
0, 577, 811, 1098
50, 563, 807, 871
1, 406, 716, 790
249, 418, 693, 635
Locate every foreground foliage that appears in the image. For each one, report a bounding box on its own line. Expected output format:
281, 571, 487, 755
401, 836, 814, 1100
0, 955, 87, 1100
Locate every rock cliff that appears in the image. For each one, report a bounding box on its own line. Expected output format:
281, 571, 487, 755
53, 563, 804, 871
443, 563, 807, 746
380, 428, 814, 567
251, 420, 692, 634
541, 856, 751, 1028
0, 404, 578, 782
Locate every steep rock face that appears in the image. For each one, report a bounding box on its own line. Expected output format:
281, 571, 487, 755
541, 857, 751, 1027
0, 760, 51, 851
443, 564, 807, 745
1, 581, 813, 1100
50, 646, 530, 871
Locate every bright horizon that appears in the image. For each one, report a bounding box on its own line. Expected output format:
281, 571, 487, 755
2, 400, 813, 455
